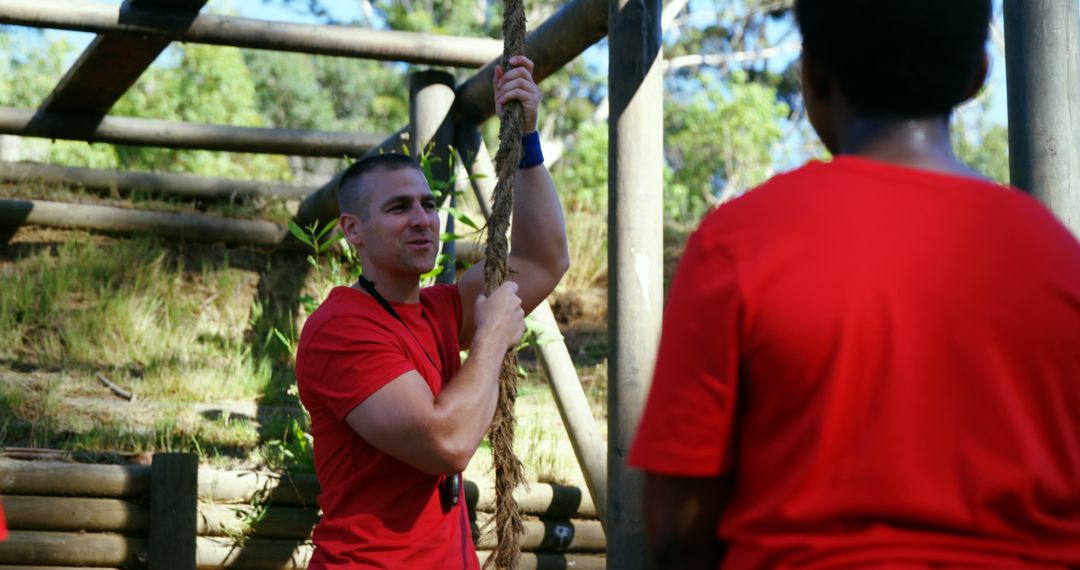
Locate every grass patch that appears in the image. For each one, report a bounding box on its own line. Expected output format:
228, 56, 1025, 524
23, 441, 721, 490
0, 237, 274, 402
561, 209, 607, 292
0, 204, 621, 480
0, 230, 313, 466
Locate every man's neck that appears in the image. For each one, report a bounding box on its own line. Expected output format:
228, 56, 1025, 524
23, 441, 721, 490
839, 116, 982, 180
354, 268, 421, 304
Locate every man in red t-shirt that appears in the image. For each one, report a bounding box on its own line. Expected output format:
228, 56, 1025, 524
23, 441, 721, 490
296, 56, 569, 568
630, 1, 1080, 569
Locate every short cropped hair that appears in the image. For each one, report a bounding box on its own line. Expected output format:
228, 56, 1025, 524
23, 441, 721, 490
337, 153, 423, 221
795, 0, 992, 118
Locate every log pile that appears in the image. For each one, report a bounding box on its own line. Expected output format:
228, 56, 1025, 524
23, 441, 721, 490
0, 458, 606, 569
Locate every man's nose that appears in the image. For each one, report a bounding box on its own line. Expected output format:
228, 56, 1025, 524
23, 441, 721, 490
407, 203, 432, 226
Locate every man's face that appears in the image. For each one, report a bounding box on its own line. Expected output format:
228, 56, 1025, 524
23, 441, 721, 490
348, 166, 441, 277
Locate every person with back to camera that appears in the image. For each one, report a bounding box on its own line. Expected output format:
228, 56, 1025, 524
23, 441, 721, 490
629, 1, 1080, 568
295, 55, 569, 568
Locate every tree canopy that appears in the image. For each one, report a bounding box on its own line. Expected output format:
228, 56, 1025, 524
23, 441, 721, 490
0, 0, 1010, 226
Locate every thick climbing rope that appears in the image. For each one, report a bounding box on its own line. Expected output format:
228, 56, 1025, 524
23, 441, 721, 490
483, 0, 527, 567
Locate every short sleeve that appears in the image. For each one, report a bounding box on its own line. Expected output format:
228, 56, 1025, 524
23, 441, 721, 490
420, 284, 464, 385
299, 316, 418, 421
628, 227, 742, 477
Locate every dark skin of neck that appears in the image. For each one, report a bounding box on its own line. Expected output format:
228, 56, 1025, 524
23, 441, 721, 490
836, 113, 984, 180
804, 51, 989, 181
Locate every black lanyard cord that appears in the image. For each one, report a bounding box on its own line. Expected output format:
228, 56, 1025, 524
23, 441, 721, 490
355, 275, 461, 507
354, 275, 442, 376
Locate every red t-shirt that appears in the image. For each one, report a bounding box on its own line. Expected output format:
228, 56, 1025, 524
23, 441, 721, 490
0, 498, 7, 541
296, 284, 478, 569
630, 157, 1080, 569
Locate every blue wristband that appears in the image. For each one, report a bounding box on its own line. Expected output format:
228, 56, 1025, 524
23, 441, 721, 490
518, 131, 544, 169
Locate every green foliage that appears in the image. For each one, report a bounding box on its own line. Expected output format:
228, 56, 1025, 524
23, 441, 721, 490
551, 122, 608, 213
311, 57, 410, 134
244, 50, 409, 135
375, 0, 499, 37
262, 410, 315, 473
0, 30, 291, 179
107, 44, 292, 179
665, 72, 790, 221
953, 100, 1010, 185
244, 51, 337, 130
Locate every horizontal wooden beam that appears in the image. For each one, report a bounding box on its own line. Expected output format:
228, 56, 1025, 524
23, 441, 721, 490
195, 536, 605, 570
0, 106, 386, 157
0, 530, 606, 569
474, 512, 606, 553
2, 161, 319, 200
0, 531, 145, 566
453, 0, 608, 124
0, 199, 291, 247
0, 459, 149, 498
0, 493, 602, 548
480, 550, 607, 570
0, 566, 120, 570
466, 479, 598, 519
0, 0, 502, 68
197, 468, 319, 507
2, 496, 148, 533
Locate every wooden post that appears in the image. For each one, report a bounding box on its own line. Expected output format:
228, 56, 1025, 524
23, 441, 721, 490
607, 0, 664, 567
458, 126, 609, 528
409, 70, 457, 283
457, 123, 496, 220
1004, 0, 1080, 236
149, 453, 198, 570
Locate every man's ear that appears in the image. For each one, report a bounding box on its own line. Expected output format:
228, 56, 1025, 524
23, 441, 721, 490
340, 212, 364, 248
961, 49, 990, 103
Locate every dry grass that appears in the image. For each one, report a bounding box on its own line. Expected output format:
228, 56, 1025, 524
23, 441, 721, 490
0, 177, 623, 481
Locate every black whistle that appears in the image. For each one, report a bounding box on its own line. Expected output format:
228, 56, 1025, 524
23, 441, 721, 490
440, 472, 462, 510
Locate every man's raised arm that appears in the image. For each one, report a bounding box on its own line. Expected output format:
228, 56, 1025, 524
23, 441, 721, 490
458, 55, 570, 349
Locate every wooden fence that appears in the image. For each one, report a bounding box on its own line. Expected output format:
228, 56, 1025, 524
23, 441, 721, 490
0, 454, 606, 569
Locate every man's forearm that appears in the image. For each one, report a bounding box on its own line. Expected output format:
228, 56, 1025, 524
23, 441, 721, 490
429, 331, 507, 470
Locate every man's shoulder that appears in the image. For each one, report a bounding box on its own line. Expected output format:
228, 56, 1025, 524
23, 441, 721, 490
299, 287, 393, 350
306, 286, 371, 323
419, 283, 461, 315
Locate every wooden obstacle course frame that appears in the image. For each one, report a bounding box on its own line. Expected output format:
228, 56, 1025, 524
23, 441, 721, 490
0, 457, 605, 568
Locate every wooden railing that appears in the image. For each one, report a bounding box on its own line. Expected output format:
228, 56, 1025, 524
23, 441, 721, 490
0, 454, 606, 569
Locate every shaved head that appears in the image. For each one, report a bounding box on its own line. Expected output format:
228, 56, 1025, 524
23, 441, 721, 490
338, 153, 424, 221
